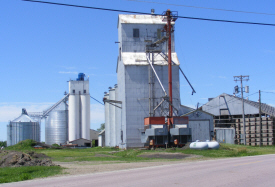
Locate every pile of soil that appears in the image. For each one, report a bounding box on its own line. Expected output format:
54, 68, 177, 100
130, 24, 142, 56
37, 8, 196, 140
0, 150, 57, 168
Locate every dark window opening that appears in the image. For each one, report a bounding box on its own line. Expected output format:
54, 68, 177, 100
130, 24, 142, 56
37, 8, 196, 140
119, 47, 121, 60
84, 143, 91, 147
157, 29, 161, 39
84, 90, 86, 93
73, 90, 75, 94
133, 29, 139, 38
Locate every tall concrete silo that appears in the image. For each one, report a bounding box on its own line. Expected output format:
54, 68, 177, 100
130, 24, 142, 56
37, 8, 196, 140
7, 108, 40, 146
104, 92, 110, 146
45, 101, 68, 145
68, 73, 90, 141
109, 87, 116, 147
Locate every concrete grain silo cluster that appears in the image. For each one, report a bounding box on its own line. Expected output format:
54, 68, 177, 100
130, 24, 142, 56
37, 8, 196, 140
68, 73, 90, 141
7, 73, 91, 146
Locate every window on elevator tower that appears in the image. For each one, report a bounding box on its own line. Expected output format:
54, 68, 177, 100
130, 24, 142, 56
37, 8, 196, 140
133, 28, 139, 38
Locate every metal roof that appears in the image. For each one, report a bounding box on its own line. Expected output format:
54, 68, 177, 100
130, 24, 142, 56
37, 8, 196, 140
118, 14, 175, 25
12, 114, 37, 123
181, 109, 214, 117
220, 93, 275, 117
122, 52, 180, 65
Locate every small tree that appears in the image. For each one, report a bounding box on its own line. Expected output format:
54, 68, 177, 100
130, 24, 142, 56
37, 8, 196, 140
0, 141, 7, 147
97, 123, 105, 132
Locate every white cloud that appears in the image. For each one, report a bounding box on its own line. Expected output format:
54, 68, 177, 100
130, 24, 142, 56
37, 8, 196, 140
0, 102, 105, 140
218, 76, 227, 79
60, 66, 76, 70
58, 71, 78, 74
0, 103, 53, 122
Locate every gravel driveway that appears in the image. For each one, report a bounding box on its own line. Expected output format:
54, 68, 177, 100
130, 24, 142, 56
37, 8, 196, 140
55, 153, 212, 175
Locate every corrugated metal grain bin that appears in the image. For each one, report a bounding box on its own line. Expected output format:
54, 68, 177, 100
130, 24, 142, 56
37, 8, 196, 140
7, 109, 40, 146
45, 102, 68, 145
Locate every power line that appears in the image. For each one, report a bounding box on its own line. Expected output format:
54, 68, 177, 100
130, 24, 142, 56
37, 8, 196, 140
126, 0, 275, 16
262, 91, 275, 95
22, 0, 275, 27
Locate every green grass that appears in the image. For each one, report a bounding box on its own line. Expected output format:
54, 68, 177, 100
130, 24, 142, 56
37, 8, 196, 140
35, 147, 152, 162
5, 140, 275, 162
0, 166, 63, 184
5, 139, 36, 151
177, 144, 275, 158
3, 140, 275, 184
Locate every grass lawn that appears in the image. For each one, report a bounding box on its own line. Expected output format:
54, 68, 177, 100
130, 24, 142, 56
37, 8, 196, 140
0, 166, 62, 184
33, 144, 275, 162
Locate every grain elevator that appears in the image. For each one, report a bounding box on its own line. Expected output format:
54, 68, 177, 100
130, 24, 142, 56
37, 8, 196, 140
68, 73, 90, 141
104, 11, 194, 148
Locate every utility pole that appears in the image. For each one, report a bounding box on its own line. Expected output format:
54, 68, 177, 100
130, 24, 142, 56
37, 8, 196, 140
259, 90, 262, 147
166, 9, 173, 130
234, 75, 249, 145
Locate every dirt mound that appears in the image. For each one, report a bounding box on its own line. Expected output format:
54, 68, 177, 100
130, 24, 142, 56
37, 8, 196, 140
0, 150, 56, 168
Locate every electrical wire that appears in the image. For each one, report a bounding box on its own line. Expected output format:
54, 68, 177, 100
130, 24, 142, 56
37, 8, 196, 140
262, 91, 275, 95
22, 0, 275, 27
126, 0, 275, 16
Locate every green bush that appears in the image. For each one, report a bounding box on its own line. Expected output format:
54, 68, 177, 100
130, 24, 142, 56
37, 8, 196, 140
6, 139, 36, 150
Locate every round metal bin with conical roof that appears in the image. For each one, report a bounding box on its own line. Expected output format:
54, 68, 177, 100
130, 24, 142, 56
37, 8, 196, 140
7, 108, 40, 146
45, 101, 68, 145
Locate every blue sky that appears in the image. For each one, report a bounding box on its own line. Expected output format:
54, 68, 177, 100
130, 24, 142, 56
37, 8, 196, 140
0, 0, 274, 141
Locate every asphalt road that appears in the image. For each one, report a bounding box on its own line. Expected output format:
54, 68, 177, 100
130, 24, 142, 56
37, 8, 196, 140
2, 154, 275, 187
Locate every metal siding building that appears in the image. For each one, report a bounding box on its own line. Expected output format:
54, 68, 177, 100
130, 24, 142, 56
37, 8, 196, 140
181, 109, 214, 142
202, 93, 275, 145
102, 14, 218, 148
103, 15, 182, 148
